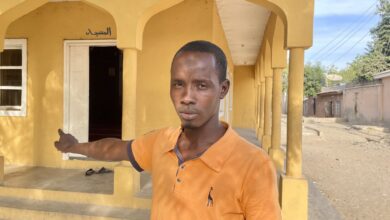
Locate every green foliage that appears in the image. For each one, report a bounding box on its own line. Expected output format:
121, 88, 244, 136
326, 65, 341, 86
341, 0, 390, 83
371, 0, 390, 57
338, 67, 357, 83
304, 62, 326, 97
282, 67, 288, 93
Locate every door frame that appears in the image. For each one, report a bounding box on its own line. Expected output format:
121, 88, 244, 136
63, 39, 117, 160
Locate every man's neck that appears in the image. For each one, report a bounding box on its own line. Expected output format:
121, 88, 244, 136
180, 116, 227, 152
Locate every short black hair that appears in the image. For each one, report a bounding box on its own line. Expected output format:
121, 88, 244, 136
172, 40, 227, 82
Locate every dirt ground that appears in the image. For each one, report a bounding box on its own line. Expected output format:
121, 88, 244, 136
281, 117, 390, 220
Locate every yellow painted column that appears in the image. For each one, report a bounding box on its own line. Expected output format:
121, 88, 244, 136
286, 48, 304, 177
269, 68, 285, 172
122, 48, 138, 140
255, 85, 259, 131
118, 48, 141, 203
262, 75, 273, 152
0, 155, 4, 184
254, 66, 259, 132
257, 78, 265, 140
280, 48, 308, 220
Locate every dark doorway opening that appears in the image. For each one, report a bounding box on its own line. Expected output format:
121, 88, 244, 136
89, 46, 122, 141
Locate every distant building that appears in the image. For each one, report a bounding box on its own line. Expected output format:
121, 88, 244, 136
374, 70, 390, 125
303, 86, 344, 118
304, 70, 390, 127
343, 80, 383, 124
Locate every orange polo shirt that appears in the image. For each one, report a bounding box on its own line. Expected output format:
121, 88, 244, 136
128, 123, 281, 220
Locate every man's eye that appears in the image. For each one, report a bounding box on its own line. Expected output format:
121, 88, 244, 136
172, 82, 183, 88
197, 83, 207, 89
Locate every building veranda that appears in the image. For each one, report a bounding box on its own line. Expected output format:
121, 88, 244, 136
0, 0, 314, 219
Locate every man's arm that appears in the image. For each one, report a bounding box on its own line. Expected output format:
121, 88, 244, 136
54, 129, 129, 161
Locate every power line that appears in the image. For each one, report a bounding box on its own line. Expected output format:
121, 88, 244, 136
311, 2, 376, 61
330, 31, 371, 66
317, 13, 377, 62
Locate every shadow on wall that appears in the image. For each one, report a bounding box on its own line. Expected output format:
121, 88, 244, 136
0, 68, 61, 167
343, 108, 383, 126
0, 106, 35, 166
34, 70, 62, 166
343, 89, 383, 125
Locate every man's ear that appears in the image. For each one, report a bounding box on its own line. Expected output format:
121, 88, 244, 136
220, 79, 230, 99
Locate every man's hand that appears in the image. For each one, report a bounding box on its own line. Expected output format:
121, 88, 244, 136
54, 129, 79, 153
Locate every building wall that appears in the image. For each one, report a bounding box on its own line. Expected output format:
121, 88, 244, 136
232, 65, 256, 129
1, 0, 234, 167
316, 94, 343, 117
382, 77, 390, 125
303, 97, 315, 117
1, 2, 116, 167
343, 84, 383, 124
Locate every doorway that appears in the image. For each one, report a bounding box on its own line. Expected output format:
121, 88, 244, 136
63, 40, 122, 159
89, 46, 122, 141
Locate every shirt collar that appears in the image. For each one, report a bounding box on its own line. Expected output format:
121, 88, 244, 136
162, 127, 182, 153
199, 122, 237, 172
163, 122, 238, 173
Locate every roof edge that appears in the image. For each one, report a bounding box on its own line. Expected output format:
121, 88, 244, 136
374, 69, 390, 79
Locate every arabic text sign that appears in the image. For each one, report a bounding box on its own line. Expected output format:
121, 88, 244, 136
86, 27, 112, 37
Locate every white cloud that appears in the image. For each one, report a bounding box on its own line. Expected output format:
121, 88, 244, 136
315, 0, 377, 17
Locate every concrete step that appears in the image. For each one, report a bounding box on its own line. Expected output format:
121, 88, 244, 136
135, 173, 152, 199
0, 166, 152, 209
0, 196, 150, 220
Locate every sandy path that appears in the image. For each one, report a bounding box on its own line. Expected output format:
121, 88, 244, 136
289, 118, 390, 220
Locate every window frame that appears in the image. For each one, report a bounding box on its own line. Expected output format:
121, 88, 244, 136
0, 39, 27, 117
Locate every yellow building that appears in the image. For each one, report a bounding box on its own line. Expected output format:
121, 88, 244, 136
0, 0, 314, 219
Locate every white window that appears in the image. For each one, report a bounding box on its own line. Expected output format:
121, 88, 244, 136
0, 39, 27, 116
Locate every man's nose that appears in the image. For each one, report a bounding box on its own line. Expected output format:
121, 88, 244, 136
181, 86, 195, 105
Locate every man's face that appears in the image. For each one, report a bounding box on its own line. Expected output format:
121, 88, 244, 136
170, 51, 229, 129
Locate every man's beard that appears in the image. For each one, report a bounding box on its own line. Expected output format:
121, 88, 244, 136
181, 121, 198, 129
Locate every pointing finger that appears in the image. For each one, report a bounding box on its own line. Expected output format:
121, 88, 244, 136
58, 129, 65, 136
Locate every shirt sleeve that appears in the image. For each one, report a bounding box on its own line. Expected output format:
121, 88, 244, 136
127, 129, 161, 172
242, 153, 282, 220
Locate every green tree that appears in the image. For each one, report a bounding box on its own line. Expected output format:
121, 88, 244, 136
282, 67, 288, 93
342, 0, 390, 83
304, 62, 326, 97
371, 0, 390, 58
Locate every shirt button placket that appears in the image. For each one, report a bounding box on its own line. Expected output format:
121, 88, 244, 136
174, 164, 186, 192
176, 166, 183, 183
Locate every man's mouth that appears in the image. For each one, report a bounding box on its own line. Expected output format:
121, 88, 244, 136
179, 112, 198, 120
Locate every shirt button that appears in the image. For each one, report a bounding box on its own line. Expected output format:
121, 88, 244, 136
177, 178, 181, 183
180, 165, 185, 169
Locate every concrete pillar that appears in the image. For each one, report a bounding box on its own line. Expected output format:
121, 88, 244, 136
254, 65, 259, 132
114, 162, 140, 205
262, 75, 273, 152
255, 64, 261, 136
286, 48, 304, 177
269, 68, 285, 172
122, 48, 138, 140
257, 80, 265, 140
0, 155, 4, 184
280, 48, 308, 220
255, 85, 259, 131
120, 48, 140, 202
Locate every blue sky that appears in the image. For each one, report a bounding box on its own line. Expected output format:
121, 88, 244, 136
305, 0, 380, 70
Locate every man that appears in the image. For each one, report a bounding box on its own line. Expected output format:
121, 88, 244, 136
55, 40, 281, 219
